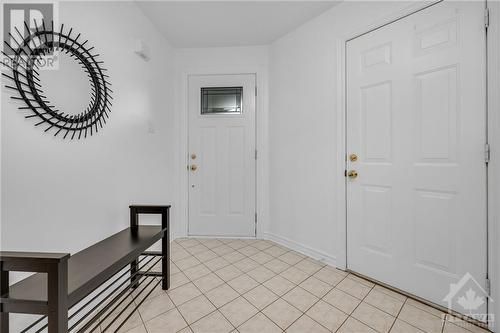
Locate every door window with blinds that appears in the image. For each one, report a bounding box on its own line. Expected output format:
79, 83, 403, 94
201, 87, 243, 115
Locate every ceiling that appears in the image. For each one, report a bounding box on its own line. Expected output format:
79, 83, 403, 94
136, 1, 340, 48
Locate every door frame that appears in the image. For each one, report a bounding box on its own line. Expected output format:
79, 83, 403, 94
175, 66, 269, 240
335, 1, 497, 329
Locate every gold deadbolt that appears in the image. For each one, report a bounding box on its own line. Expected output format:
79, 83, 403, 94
191, 153, 197, 160
347, 170, 358, 179
190, 164, 198, 171
349, 154, 358, 162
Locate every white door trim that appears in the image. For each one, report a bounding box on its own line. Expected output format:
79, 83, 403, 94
336, 1, 495, 329
175, 65, 269, 240
486, 2, 500, 331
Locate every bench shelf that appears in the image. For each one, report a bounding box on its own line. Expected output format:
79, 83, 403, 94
0, 205, 170, 333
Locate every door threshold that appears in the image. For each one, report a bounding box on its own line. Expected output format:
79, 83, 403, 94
186, 235, 257, 239
347, 270, 491, 331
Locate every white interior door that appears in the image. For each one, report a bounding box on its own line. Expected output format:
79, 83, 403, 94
346, 1, 487, 316
188, 74, 256, 237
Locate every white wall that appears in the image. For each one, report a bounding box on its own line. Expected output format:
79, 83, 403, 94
1, 1, 174, 329
172, 46, 270, 239
267, 1, 423, 266
2, 0, 498, 330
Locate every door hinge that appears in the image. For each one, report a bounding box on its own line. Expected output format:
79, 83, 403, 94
255, 86, 257, 96
485, 7, 490, 29
255, 149, 258, 160
344, 170, 347, 177
486, 278, 491, 296
485, 143, 491, 163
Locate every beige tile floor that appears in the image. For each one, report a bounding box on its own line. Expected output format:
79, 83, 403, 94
99, 238, 490, 333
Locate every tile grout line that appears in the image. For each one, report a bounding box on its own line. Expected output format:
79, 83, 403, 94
387, 297, 408, 333
97, 274, 161, 333
169, 260, 196, 333
174, 239, 367, 333
195, 258, 296, 331
169, 240, 390, 333
180, 241, 321, 331
160, 239, 487, 333
174, 241, 268, 331
184, 240, 402, 332
185, 280, 237, 332
239, 261, 345, 331
134, 259, 192, 333
363, 287, 408, 314
139, 239, 249, 331
333, 279, 376, 333
280, 272, 353, 332
134, 279, 151, 333
396, 302, 451, 333
243, 272, 325, 331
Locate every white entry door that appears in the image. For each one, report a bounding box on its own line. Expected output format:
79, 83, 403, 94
188, 74, 256, 237
346, 1, 487, 315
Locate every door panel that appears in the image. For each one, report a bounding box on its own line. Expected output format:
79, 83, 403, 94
415, 65, 458, 161
362, 82, 392, 162
188, 74, 256, 237
199, 126, 217, 215
227, 126, 246, 215
347, 1, 486, 317
361, 185, 393, 257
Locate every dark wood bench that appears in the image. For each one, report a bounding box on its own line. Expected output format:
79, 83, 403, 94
0, 205, 170, 333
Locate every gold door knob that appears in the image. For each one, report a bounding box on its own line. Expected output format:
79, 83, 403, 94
191, 153, 197, 160
349, 154, 358, 162
190, 164, 198, 171
347, 170, 358, 179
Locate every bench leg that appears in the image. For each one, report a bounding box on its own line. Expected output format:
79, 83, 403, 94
162, 209, 170, 290
47, 260, 68, 333
130, 259, 139, 289
130, 207, 140, 289
0, 268, 8, 333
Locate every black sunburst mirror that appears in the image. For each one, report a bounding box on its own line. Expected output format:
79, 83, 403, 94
2, 20, 112, 139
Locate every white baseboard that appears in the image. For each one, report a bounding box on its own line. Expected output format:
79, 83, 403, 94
263, 232, 337, 268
